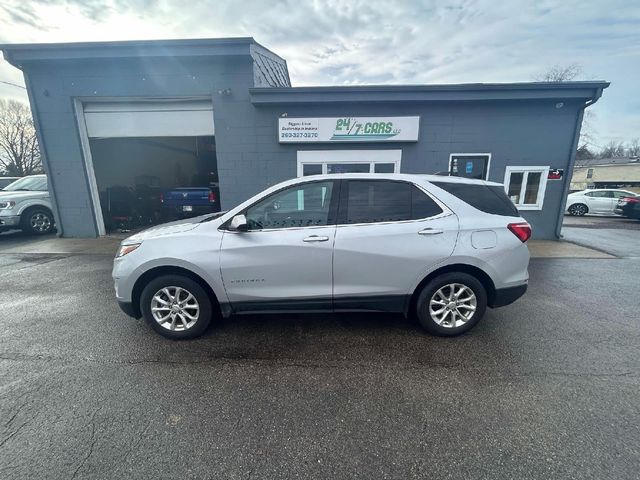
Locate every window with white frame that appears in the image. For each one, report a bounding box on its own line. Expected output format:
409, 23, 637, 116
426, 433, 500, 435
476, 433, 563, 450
503, 166, 550, 210
297, 150, 401, 177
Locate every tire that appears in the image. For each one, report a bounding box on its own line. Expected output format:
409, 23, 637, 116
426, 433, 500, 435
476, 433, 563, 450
20, 207, 55, 235
415, 272, 487, 337
568, 203, 588, 216
140, 275, 212, 340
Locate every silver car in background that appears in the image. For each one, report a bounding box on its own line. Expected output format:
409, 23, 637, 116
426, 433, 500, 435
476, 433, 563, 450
113, 174, 531, 340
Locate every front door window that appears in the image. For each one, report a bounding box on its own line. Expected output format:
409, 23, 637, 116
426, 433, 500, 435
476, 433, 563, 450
244, 181, 334, 230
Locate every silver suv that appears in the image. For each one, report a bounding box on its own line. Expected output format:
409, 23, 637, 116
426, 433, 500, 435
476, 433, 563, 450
0, 175, 55, 235
113, 174, 531, 339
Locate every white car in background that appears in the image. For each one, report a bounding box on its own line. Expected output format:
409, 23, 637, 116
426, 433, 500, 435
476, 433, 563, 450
0, 174, 55, 234
565, 189, 636, 216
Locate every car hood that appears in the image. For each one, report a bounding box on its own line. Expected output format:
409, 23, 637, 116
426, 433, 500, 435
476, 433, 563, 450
0, 190, 48, 200
123, 212, 226, 243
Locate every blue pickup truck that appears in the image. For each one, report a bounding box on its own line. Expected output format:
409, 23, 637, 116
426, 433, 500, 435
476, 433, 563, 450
160, 186, 220, 219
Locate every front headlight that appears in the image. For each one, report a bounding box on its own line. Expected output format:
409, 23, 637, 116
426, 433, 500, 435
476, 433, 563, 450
0, 201, 16, 210
116, 243, 141, 257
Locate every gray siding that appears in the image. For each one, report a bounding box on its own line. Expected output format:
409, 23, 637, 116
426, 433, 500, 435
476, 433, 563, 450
219, 100, 582, 239
23, 53, 583, 239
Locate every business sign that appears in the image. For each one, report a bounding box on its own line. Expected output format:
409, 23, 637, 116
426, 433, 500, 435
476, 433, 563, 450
278, 116, 420, 143
548, 169, 564, 180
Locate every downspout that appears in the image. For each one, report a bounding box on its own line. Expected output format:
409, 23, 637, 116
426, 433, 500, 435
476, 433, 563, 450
554, 87, 604, 239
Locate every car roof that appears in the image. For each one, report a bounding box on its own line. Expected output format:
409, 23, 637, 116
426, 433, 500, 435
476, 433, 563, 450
293, 173, 503, 187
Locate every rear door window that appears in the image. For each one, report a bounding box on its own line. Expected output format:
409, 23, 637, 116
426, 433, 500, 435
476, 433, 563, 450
431, 181, 519, 217
341, 180, 442, 224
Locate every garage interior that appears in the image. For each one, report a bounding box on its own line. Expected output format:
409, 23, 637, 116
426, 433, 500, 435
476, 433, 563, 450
83, 100, 219, 232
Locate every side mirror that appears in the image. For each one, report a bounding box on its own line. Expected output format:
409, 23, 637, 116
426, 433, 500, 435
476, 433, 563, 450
229, 214, 249, 231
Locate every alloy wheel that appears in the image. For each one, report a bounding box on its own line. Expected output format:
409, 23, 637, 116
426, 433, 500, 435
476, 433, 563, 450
428, 283, 477, 328
150, 286, 200, 331
570, 204, 587, 216
30, 212, 52, 233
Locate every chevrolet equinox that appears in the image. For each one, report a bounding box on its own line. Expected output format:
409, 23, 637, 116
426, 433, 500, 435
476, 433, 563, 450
113, 174, 530, 339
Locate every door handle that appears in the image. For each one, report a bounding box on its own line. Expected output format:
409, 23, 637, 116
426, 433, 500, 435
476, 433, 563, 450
418, 228, 443, 236
303, 235, 330, 242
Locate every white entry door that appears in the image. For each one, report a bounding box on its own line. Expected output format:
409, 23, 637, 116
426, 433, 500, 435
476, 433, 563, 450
297, 150, 402, 177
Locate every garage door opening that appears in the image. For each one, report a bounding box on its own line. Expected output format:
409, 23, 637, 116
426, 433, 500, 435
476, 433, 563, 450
81, 99, 219, 233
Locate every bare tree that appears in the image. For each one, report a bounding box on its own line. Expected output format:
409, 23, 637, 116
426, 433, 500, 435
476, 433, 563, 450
599, 140, 626, 158
535, 63, 582, 82
627, 138, 640, 157
0, 99, 42, 176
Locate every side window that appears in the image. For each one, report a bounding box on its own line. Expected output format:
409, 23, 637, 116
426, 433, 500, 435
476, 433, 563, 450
343, 181, 442, 224
345, 180, 411, 224
411, 186, 444, 218
244, 181, 334, 230
612, 191, 630, 199
586, 191, 608, 198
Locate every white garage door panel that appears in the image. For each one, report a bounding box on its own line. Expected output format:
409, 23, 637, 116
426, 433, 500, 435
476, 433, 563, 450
84, 101, 214, 138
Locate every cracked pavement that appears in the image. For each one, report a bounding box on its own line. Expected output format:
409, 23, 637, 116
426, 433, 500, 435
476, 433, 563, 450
0, 253, 639, 479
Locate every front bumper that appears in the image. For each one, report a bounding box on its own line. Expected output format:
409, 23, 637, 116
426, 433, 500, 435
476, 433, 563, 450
0, 215, 21, 227
489, 284, 527, 308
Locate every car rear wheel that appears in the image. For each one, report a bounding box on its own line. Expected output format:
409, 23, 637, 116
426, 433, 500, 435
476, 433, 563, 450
140, 275, 212, 340
21, 207, 55, 235
568, 203, 588, 216
415, 272, 487, 336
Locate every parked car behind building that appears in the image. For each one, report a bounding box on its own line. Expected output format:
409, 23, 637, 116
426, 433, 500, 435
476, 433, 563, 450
0, 174, 55, 234
615, 195, 640, 219
565, 188, 636, 216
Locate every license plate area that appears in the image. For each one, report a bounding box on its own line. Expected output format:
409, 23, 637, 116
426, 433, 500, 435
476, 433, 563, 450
183, 205, 193, 212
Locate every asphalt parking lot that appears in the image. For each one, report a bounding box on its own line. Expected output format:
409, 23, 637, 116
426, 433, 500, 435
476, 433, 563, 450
0, 249, 639, 479
562, 214, 640, 258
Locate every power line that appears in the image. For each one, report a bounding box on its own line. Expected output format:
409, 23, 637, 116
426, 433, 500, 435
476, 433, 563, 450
0, 79, 26, 90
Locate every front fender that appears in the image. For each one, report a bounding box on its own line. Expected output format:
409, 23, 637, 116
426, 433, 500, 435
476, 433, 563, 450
15, 198, 53, 216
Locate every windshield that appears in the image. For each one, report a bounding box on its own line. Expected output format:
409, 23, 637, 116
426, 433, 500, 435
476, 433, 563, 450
4, 176, 48, 192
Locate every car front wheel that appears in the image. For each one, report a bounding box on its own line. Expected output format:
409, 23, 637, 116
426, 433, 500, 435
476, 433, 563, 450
21, 207, 55, 234
140, 275, 212, 340
568, 203, 588, 216
415, 272, 487, 336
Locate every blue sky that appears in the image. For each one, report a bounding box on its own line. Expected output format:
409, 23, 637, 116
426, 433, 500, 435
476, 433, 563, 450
0, 0, 638, 149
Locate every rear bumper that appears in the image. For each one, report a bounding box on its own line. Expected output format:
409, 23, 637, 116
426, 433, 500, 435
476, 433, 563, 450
161, 205, 219, 217
489, 284, 527, 308
118, 300, 141, 319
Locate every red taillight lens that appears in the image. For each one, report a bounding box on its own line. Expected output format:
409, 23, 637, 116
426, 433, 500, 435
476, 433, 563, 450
625, 197, 640, 203
208, 191, 216, 203
508, 222, 532, 243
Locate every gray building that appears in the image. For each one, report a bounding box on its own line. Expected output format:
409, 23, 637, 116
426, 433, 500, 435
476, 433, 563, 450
1, 37, 608, 239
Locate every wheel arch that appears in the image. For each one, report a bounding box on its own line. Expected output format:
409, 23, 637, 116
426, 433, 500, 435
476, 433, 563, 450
130, 265, 223, 319
20, 203, 54, 218
407, 263, 497, 315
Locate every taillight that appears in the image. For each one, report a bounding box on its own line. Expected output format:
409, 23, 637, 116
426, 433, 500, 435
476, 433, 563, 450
508, 222, 532, 243
159, 192, 164, 203
208, 191, 216, 203
625, 197, 639, 203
